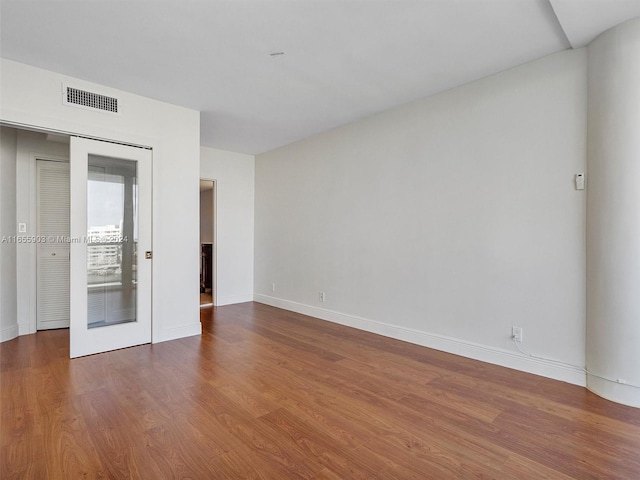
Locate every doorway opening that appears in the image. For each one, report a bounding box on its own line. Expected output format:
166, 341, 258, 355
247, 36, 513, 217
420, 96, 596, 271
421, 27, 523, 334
199, 179, 215, 307
4, 123, 154, 357
6, 126, 71, 334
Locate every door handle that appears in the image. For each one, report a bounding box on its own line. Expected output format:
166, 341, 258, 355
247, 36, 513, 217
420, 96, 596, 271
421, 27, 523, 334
145, 251, 152, 259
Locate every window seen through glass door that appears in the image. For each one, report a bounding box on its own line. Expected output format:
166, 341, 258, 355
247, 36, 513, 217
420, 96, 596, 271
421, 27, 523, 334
86, 155, 138, 328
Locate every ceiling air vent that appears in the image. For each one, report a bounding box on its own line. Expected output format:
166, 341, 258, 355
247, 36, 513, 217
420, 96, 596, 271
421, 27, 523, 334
63, 85, 119, 114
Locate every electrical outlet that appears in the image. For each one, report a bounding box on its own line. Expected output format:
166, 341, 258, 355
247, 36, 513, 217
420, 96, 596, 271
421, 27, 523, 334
271, 282, 276, 292
512, 326, 523, 343
319, 291, 325, 302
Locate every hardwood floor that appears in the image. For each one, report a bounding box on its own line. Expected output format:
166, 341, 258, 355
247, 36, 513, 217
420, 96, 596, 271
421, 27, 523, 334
200, 292, 213, 305
2, 302, 640, 479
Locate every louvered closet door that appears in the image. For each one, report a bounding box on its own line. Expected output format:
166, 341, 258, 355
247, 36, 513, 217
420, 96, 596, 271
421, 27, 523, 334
37, 160, 70, 330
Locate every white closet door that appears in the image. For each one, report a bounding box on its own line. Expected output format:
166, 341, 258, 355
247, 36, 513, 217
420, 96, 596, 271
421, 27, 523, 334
37, 160, 70, 330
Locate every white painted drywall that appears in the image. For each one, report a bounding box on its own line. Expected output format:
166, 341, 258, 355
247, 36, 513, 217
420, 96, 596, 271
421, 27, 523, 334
0, 127, 18, 342
200, 147, 255, 306
255, 49, 588, 385
0, 59, 201, 344
586, 17, 640, 407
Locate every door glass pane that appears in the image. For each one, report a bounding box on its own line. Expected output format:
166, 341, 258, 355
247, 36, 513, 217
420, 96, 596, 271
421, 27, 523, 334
87, 155, 138, 329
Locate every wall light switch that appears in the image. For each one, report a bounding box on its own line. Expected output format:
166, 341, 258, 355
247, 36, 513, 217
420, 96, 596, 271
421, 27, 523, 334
18, 222, 27, 233
576, 173, 585, 190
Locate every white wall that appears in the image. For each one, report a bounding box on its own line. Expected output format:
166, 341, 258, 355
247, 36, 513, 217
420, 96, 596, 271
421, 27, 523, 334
201, 147, 255, 306
255, 49, 588, 385
0, 127, 18, 342
1, 58, 201, 344
586, 17, 640, 407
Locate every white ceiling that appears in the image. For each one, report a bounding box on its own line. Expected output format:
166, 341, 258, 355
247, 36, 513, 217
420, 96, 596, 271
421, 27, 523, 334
2, 0, 640, 155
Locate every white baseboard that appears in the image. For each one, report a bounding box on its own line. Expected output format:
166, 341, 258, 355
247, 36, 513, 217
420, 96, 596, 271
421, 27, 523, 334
0, 323, 19, 343
18, 321, 34, 336
587, 374, 640, 408
154, 322, 201, 344
254, 294, 586, 387
217, 293, 254, 306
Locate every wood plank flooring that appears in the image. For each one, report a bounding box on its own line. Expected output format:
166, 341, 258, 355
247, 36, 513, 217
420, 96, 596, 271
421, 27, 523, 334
2, 301, 640, 479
